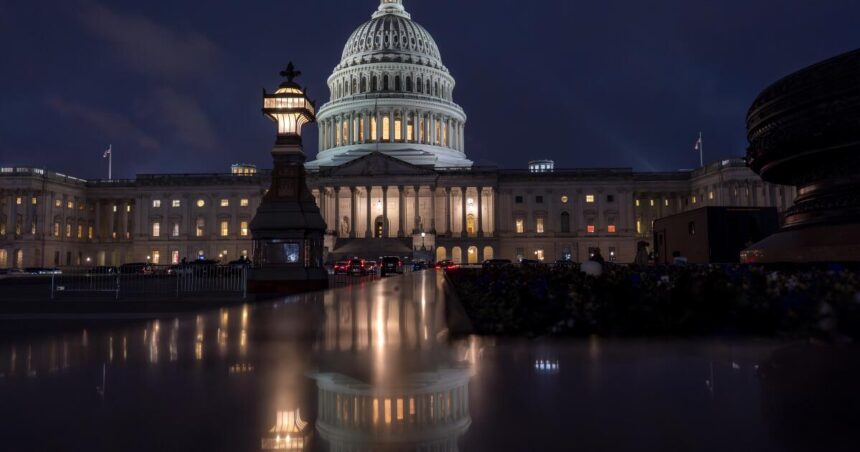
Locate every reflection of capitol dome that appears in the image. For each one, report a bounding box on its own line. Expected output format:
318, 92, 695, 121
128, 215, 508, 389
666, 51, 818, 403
307, 0, 472, 170
315, 369, 472, 452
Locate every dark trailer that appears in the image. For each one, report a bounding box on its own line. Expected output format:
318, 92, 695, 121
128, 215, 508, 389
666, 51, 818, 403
653, 207, 780, 264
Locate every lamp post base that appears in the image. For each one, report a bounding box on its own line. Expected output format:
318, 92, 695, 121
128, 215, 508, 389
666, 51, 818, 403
248, 267, 329, 296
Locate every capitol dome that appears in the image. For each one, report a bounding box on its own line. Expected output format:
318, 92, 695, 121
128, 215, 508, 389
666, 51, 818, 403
307, 0, 472, 170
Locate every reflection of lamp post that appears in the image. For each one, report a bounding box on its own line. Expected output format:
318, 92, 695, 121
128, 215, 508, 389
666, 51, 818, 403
421, 231, 426, 251
248, 62, 328, 294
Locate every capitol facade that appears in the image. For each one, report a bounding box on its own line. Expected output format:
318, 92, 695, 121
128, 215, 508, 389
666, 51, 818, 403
0, 0, 795, 269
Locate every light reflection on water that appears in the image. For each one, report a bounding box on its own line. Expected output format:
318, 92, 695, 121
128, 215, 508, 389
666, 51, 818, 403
0, 271, 858, 451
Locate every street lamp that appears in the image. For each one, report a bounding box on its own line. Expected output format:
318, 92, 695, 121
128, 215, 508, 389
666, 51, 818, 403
421, 231, 426, 251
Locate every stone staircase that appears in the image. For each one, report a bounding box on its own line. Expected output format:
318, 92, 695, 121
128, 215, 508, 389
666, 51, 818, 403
330, 237, 414, 261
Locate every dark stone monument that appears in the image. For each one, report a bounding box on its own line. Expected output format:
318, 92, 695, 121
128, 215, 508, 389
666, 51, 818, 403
742, 49, 860, 263
248, 63, 329, 294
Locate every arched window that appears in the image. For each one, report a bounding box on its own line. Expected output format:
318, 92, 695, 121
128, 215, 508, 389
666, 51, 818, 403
561, 212, 571, 233
351, 78, 357, 94
372, 76, 378, 92
416, 76, 422, 92
425, 80, 431, 94
406, 76, 412, 92
360, 76, 367, 92
383, 75, 389, 91
434, 81, 439, 96
436, 247, 447, 262
395, 75, 402, 92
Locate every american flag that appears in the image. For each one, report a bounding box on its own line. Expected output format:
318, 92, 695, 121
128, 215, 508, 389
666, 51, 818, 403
103, 145, 112, 158
694, 135, 703, 151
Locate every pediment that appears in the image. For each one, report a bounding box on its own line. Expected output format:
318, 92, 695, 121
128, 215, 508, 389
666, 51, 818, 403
322, 152, 438, 177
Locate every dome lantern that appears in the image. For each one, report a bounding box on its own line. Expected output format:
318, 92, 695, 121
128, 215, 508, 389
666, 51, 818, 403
374, 0, 410, 19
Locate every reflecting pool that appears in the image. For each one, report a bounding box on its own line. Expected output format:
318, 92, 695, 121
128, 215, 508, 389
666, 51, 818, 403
0, 271, 857, 451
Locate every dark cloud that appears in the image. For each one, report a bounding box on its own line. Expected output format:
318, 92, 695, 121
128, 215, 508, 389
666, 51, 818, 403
146, 88, 219, 149
78, 2, 221, 81
47, 97, 161, 151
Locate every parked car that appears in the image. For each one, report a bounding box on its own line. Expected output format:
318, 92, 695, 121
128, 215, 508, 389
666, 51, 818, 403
482, 259, 512, 269
24, 267, 62, 275
412, 260, 428, 271
434, 260, 458, 270
228, 258, 252, 269
381, 257, 403, 276
520, 259, 542, 268
87, 266, 118, 275
333, 261, 350, 275
119, 263, 154, 275
365, 261, 378, 274
348, 258, 367, 276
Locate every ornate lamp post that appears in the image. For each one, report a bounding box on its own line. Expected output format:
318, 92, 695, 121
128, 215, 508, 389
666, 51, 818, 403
249, 63, 329, 294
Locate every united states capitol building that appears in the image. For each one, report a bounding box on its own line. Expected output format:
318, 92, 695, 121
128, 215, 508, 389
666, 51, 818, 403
0, 0, 795, 269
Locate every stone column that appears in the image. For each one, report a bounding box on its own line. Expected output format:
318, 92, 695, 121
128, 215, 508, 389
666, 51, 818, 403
397, 186, 405, 238
388, 111, 395, 142
350, 187, 357, 239
107, 200, 116, 241
5, 191, 15, 240
348, 112, 354, 145
461, 187, 467, 237
93, 200, 101, 241
319, 187, 328, 231
413, 185, 420, 234
477, 187, 484, 237
430, 186, 437, 233
382, 186, 389, 238
375, 111, 382, 143
365, 186, 372, 239
21, 191, 31, 238
334, 187, 341, 238
444, 187, 451, 235
492, 187, 498, 235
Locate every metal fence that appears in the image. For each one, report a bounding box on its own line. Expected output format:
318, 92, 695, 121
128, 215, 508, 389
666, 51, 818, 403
50, 265, 248, 300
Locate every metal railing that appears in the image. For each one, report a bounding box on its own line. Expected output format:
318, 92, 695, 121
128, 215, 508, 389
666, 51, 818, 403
50, 265, 248, 300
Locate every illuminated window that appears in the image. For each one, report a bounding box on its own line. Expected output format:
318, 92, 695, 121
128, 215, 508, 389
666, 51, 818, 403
152, 222, 161, 237
370, 116, 378, 141
384, 399, 392, 424
220, 199, 229, 207
407, 116, 414, 141
240, 199, 249, 207
88, 226, 93, 240
65, 223, 71, 238
586, 195, 595, 203
196, 218, 205, 237
636, 220, 642, 234
709, 191, 714, 200
15, 197, 22, 205
394, 118, 402, 141
77, 224, 83, 239
635, 199, 640, 207
196, 199, 205, 208
692, 196, 697, 204
68, 201, 74, 209
650, 199, 655, 207
561, 195, 569, 204
152, 200, 162, 208
536, 217, 545, 234
54, 199, 61, 208
587, 225, 595, 234
665, 199, 670, 207
172, 223, 180, 237
171, 250, 180, 265
515, 218, 524, 234
608, 224, 617, 233
31, 197, 37, 205
220, 221, 229, 237
151, 250, 160, 265
240, 221, 249, 237
126, 205, 131, 213
112, 205, 117, 213
53, 222, 60, 237
535, 249, 545, 261
172, 200, 181, 208
382, 116, 390, 141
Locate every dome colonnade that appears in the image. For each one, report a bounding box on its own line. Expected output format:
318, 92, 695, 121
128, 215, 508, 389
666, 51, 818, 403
309, 0, 471, 169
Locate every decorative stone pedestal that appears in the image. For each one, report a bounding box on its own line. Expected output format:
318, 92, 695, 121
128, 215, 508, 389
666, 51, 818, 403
742, 48, 860, 263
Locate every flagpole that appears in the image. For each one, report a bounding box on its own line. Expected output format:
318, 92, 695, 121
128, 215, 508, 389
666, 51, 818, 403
108, 145, 112, 180
699, 132, 704, 168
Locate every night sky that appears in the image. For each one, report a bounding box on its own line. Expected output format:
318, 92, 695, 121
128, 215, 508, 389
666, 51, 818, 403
1, 0, 858, 179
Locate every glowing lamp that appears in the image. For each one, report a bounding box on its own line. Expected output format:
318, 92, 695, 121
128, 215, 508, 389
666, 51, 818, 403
262, 62, 317, 145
